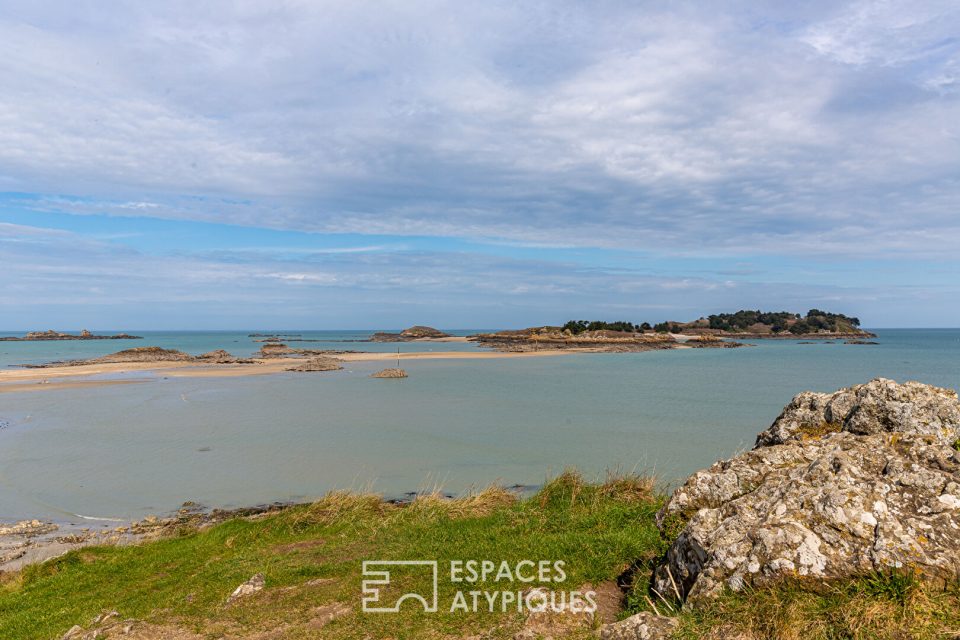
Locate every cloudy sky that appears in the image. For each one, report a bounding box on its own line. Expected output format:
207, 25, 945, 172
1, 1, 958, 329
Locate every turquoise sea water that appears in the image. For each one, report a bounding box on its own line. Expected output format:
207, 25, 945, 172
0, 329, 485, 368
0, 329, 958, 524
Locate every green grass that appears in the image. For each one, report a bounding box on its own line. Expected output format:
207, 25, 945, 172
5, 474, 960, 640
0, 472, 665, 640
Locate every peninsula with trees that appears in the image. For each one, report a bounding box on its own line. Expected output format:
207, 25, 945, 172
471, 309, 874, 352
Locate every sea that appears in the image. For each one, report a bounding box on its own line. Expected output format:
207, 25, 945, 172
0, 329, 958, 525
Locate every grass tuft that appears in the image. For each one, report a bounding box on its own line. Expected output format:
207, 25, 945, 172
675, 572, 960, 640
290, 491, 393, 530
407, 485, 518, 519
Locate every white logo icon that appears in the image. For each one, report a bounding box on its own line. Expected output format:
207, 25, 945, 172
361, 560, 439, 613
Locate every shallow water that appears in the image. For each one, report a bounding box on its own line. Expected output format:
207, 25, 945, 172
0, 329, 957, 524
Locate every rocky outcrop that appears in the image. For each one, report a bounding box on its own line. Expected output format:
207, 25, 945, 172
755, 378, 960, 447
0, 330, 142, 341
195, 349, 250, 364
371, 368, 408, 378
24, 347, 259, 368
255, 343, 297, 358
653, 378, 960, 603
286, 357, 343, 372
470, 328, 742, 353
370, 326, 451, 341
90, 347, 193, 363
400, 326, 449, 339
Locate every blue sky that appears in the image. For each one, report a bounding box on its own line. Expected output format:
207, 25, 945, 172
0, 1, 958, 329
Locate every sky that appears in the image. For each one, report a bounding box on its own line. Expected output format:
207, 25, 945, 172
0, 1, 958, 330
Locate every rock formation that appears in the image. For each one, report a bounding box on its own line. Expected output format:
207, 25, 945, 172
90, 347, 193, 363
255, 342, 297, 358
470, 328, 745, 353
286, 357, 343, 372
195, 350, 252, 364
371, 368, 408, 378
370, 326, 451, 341
400, 325, 449, 339
653, 378, 960, 603
24, 347, 255, 368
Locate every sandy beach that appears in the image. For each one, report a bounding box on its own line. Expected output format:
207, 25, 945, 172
0, 348, 575, 392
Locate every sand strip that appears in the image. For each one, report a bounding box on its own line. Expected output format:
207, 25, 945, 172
0, 349, 573, 391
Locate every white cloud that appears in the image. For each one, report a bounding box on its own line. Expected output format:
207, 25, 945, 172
0, 1, 958, 328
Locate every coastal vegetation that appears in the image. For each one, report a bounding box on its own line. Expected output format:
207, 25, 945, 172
0, 473, 664, 640
537, 309, 869, 341
3, 471, 960, 639
705, 308, 862, 334
561, 320, 649, 334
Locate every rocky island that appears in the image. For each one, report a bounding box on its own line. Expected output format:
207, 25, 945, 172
659, 308, 876, 339
471, 325, 744, 352
369, 325, 452, 341
0, 329, 142, 341
471, 309, 874, 352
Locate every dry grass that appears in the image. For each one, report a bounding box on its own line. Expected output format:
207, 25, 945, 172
676, 571, 960, 640
796, 420, 842, 440
406, 485, 518, 519
599, 472, 656, 503
293, 491, 393, 527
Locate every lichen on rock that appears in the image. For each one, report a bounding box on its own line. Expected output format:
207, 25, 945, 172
653, 378, 960, 603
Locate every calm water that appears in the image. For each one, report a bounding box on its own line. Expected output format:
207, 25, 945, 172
1, 329, 958, 524
0, 329, 485, 368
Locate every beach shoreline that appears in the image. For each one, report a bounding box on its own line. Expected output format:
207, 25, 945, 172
0, 348, 587, 392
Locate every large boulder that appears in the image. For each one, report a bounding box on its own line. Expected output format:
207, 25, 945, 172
653, 378, 960, 603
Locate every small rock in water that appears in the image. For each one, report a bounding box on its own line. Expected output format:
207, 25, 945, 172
286, 356, 343, 372
370, 368, 408, 378
227, 573, 265, 603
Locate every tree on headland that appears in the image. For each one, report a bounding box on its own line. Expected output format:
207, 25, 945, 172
562, 320, 643, 334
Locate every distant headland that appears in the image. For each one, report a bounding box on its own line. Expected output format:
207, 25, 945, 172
651, 308, 873, 338
0, 329, 142, 342
470, 309, 874, 351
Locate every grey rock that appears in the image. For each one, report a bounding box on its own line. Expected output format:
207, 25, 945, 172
60, 626, 84, 640
227, 573, 265, 603
600, 612, 679, 640
654, 378, 960, 603
756, 377, 960, 447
